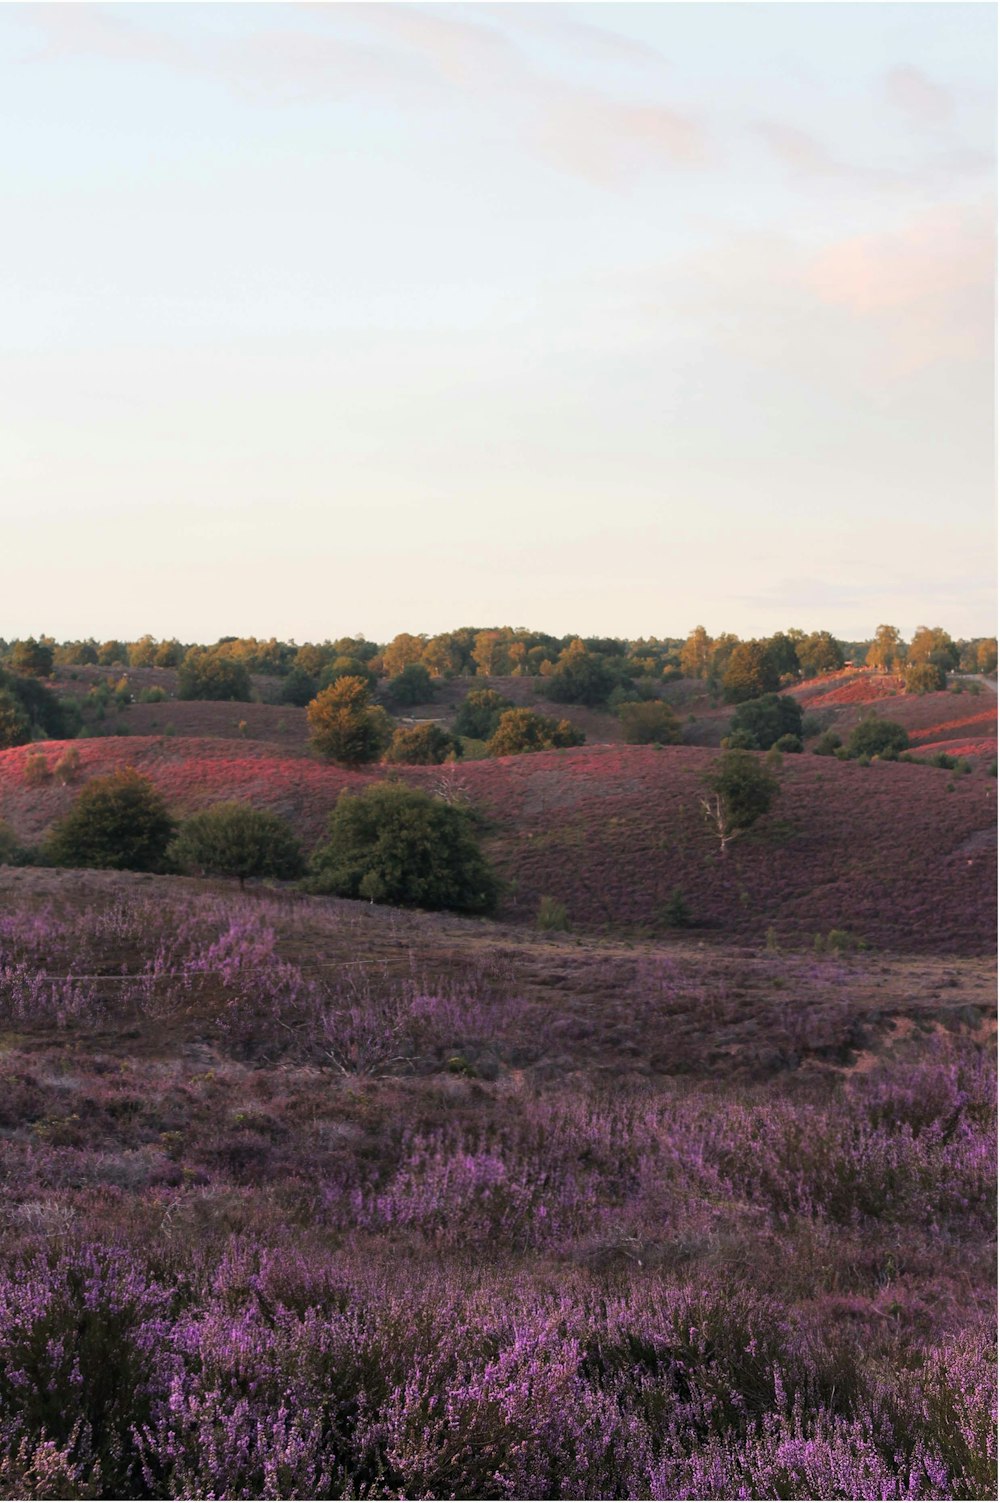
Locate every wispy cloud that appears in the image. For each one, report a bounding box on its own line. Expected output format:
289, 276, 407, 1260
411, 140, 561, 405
884, 65, 954, 125
16, 1, 711, 186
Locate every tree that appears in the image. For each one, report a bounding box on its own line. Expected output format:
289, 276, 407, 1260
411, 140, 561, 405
722, 641, 781, 704
452, 689, 513, 741
728, 693, 804, 751
796, 630, 844, 679
97, 641, 128, 667
154, 639, 185, 668
847, 717, 909, 760
764, 632, 802, 682
178, 648, 253, 702
679, 626, 712, 679
382, 633, 427, 678
904, 662, 946, 695
385, 724, 462, 765
618, 700, 682, 745
307, 677, 393, 766
9, 638, 54, 678
280, 666, 319, 707
700, 751, 780, 855
545, 641, 619, 707
486, 709, 584, 757
318, 656, 378, 692
866, 625, 906, 674
0, 689, 32, 750
0, 670, 72, 742
307, 782, 500, 914
45, 768, 174, 871
168, 803, 303, 887
977, 638, 998, 674
908, 626, 959, 674
387, 664, 434, 706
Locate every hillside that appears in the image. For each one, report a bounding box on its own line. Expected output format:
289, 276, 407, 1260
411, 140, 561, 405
3, 735, 994, 954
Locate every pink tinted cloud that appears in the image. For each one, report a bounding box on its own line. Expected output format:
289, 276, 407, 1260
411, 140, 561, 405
884, 66, 954, 124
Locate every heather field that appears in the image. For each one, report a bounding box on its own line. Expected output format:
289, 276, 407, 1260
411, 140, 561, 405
1, 734, 994, 953
0, 870, 995, 1500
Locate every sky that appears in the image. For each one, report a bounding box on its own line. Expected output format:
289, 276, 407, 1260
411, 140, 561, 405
0, 0, 995, 645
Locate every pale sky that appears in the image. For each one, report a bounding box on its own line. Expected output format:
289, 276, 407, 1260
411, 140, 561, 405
1, 1, 995, 644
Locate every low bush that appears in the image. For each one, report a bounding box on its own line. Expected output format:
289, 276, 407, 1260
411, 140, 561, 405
385, 724, 462, 765
846, 717, 909, 760
44, 768, 174, 872
536, 895, 569, 931
618, 700, 682, 745
168, 803, 304, 886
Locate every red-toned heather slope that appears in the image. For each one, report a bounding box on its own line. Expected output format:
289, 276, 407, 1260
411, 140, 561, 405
2, 737, 994, 954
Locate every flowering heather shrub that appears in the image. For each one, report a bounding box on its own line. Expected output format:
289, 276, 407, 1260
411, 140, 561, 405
0, 880, 995, 1499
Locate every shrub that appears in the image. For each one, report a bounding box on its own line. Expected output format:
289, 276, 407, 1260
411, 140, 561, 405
846, 717, 909, 761
44, 768, 174, 871
812, 731, 842, 756
53, 746, 82, 785
385, 724, 462, 765
307, 678, 394, 766
618, 700, 682, 745
0, 819, 31, 865
137, 686, 168, 704
662, 886, 691, 927
728, 693, 803, 750
453, 689, 513, 741
536, 895, 569, 931
177, 648, 252, 702
168, 803, 304, 887
487, 709, 584, 757
772, 733, 802, 753
307, 782, 499, 914
387, 664, 434, 706
23, 750, 51, 787
700, 750, 780, 855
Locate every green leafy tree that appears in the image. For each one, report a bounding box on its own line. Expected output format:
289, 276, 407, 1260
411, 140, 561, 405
618, 700, 682, 745
178, 648, 253, 702
847, 717, 909, 760
452, 689, 513, 741
318, 656, 378, 692
908, 625, 959, 674
387, 663, 434, 706
9, 638, 54, 678
728, 693, 804, 750
796, 630, 844, 678
153, 639, 185, 668
307, 782, 499, 914
0, 670, 71, 741
866, 625, 906, 674
0, 689, 32, 749
385, 724, 461, 765
45, 768, 174, 871
168, 803, 303, 887
128, 635, 158, 668
280, 666, 319, 707
700, 750, 780, 855
545, 640, 619, 707
722, 640, 781, 704
307, 677, 393, 766
764, 631, 802, 681
904, 662, 946, 695
487, 709, 584, 756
